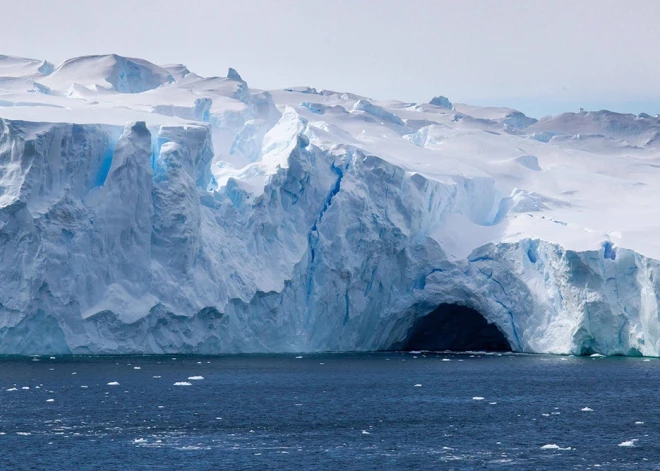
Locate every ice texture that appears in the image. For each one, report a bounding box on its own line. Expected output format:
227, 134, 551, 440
2, 54, 660, 355
429, 96, 452, 109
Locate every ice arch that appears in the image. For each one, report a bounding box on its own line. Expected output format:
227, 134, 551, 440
397, 304, 512, 352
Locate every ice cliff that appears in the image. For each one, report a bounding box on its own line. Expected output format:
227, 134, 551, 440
2, 53, 660, 355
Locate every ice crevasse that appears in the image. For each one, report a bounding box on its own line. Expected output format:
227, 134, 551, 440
2, 54, 660, 355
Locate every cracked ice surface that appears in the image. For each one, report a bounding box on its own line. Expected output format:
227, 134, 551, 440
2, 54, 660, 355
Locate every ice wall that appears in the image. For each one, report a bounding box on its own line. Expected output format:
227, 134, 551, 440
2, 113, 660, 355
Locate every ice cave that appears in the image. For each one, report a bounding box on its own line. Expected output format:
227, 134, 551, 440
395, 304, 512, 352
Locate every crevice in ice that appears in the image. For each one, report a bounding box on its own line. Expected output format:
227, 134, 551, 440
306, 160, 345, 302
94, 144, 115, 187
392, 304, 512, 352
307, 161, 344, 265
603, 241, 616, 260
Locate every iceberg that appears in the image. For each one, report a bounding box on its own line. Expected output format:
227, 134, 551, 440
429, 96, 452, 109
2, 54, 660, 355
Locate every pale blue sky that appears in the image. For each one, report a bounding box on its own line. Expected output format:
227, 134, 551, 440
1, 0, 659, 118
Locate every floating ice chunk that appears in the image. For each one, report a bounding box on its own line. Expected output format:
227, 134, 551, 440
581, 407, 593, 412
618, 440, 638, 447
16, 432, 31, 436
46, 399, 55, 402
442, 358, 451, 362
295, 356, 303, 359
414, 384, 422, 387
50, 357, 56, 360
81, 386, 88, 388
489, 402, 497, 405
473, 397, 485, 400
540, 444, 560, 450
635, 421, 644, 425
6, 388, 17, 392
362, 430, 370, 435
133, 367, 141, 370
540, 444, 571, 450
153, 376, 161, 379
643, 359, 651, 362
590, 354, 605, 358
21, 387, 29, 390
71, 372, 77, 375
133, 438, 148, 444
187, 376, 204, 380
107, 382, 120, 386
173, 382, 192, 386
409, 351, 421, 354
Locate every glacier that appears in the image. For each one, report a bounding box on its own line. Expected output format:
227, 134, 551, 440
2, 54, 660, 355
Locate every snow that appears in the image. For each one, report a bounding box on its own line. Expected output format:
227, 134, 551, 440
39, 54, 174, 94
3, 54, 660, 355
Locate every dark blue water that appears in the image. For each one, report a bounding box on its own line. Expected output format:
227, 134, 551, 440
0, 352, 658, 470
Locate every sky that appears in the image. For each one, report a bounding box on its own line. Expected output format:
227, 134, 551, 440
1, 0, 659, 118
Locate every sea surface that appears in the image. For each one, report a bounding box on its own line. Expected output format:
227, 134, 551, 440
0, 352, 658, 470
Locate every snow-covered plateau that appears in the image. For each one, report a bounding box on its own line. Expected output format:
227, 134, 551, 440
2, 53, 660, 355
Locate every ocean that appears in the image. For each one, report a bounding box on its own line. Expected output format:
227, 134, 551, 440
0, 352, 657, 470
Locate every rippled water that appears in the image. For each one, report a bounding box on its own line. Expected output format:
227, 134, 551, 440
0, 353, 658, 470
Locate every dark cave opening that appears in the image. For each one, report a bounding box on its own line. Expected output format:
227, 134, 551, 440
397, 304, 512, 352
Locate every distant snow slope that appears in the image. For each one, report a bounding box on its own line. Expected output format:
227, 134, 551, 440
2, 53, 660, 355
40, 54, 174, 94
